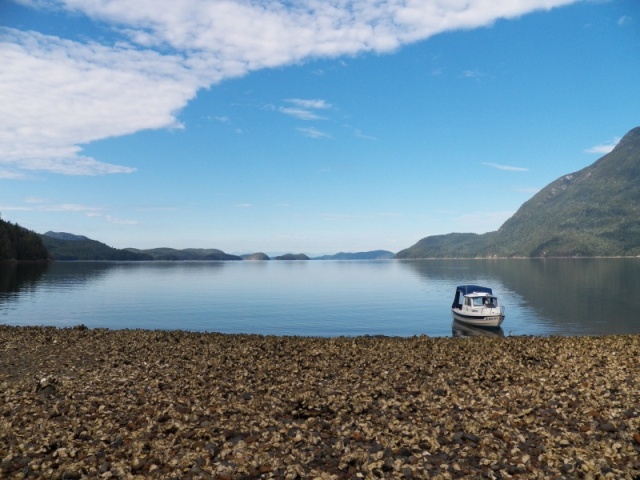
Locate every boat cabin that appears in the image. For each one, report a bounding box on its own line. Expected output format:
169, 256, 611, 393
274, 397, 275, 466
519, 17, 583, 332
465, 294, 498, 308
451, 285, 495, 310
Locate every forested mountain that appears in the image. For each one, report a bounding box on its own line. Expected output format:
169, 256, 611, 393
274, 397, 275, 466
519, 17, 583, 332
274, 253, 310, 260
397, 126, 640, 258
241, 252, 270, 260
314, 250, 395, 260
0, 218, 49, 262
126, 247, 241, 261
42, 232, 153, 261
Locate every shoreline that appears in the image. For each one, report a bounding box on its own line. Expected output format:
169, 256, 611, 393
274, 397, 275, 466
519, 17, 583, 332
2, 326, 639, 479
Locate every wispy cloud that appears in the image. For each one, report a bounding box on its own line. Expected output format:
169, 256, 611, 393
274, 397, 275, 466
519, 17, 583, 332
279, 107, 325, 120
460, 69, 492, 81
297, 127, 332, 139
344, 125, 377, 141
483, 162, 529, 172
2, 0, 580, 176
585, 137, 620, 154
106, 215, 139, 225
286, 99, 331, 109
0, 169, 25, 180
618, 15, 632, 26
42, 203, 104, 213
1, 198, 138, 225
279, 98, 331, 120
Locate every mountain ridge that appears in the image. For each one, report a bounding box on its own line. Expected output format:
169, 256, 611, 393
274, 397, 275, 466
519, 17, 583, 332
396, 126, 640, 258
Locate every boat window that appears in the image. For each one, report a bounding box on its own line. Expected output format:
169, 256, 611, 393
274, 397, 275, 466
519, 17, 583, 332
465, 298, 471, 307
472, 297, 484, 306
484, 297, 497, 307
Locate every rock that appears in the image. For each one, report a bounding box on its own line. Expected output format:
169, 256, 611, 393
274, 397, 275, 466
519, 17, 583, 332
1, 326, 639, 478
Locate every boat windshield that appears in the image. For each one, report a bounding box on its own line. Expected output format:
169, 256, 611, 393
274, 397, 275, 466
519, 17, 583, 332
484, 297, 498, 308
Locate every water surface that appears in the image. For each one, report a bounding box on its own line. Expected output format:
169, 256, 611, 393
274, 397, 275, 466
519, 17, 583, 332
1, 259, 639, 337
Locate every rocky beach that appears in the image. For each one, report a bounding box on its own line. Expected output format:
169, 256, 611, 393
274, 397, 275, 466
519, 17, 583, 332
1, 325, 639, 479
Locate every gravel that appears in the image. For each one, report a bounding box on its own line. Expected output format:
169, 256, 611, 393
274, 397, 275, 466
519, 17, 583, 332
1, 325, 639, 479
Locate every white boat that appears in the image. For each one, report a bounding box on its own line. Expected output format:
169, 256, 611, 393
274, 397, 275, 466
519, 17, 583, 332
451, 285, 505, 327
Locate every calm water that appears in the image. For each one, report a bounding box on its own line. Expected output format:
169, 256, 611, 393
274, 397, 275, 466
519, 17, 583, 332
1, 259, 639, 337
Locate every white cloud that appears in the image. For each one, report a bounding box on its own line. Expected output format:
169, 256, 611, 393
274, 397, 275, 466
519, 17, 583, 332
585, 137, 620, 154
483, 162, 529, 172
279, 99, 331, 120
279, 107, 325, 120
297, 127, 332, 139
0, 169, 26, 180
0, 28, 199, 175
286, 99, 331, 109
3, 0, 580, 176
43, 203, 104, 213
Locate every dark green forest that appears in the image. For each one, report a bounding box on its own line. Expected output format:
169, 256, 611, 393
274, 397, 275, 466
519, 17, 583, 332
41, 233, 153, 261
0, 217, 49, 262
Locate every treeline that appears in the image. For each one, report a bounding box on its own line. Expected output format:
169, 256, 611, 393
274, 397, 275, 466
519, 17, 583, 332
0, 217, 49, 262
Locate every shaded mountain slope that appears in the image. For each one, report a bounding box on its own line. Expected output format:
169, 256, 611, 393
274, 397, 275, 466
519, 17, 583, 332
42, 232, 153, 261
126, 247, 241, 261
397, 127, 640, 258
314, 250, 395, 260
0, 219, 49, 262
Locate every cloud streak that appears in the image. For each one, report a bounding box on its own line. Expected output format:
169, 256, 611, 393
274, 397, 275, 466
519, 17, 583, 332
2, 0, 579, 176
483, 162, 529, 172
585, 137, 620, 154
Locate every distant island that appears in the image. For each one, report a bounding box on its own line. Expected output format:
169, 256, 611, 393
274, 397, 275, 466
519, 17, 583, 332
37, 232, 395, 262
125, 247, 241, 261
396, 126, 640, 258
314, 250, 394, 260
274, 253, 310, 260
4, 127, 640, 261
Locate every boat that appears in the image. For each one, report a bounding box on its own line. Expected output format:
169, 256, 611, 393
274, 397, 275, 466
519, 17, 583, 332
451, 285, 505, 327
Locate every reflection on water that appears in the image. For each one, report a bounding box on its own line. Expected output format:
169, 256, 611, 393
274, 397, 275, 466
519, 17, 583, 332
451, 320, 505, 338
1, 259, 640, 337
401, 258, 640, 336
0, 263, 49, 293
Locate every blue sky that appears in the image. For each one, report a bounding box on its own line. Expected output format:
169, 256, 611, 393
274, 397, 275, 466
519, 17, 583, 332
1, 0, 639, 255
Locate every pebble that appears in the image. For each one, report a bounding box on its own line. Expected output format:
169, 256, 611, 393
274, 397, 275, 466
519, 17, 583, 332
1, 326, 639, 478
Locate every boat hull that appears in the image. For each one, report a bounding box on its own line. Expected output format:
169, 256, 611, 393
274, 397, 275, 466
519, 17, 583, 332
451, 309, 505, 327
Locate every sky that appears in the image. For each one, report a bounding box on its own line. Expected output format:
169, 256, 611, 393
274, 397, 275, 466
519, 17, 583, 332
1, 0, 639, 255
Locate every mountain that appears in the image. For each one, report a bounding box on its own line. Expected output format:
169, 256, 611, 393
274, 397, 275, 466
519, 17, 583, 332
42, 231, 90, 242
42, 232, 153, 261
274, 253, 310, 260
241, 252, 270, 260
0, 219, 49, 262
314, 250, 395, 260
397, 126, 640, 258
126, 247, 242, 261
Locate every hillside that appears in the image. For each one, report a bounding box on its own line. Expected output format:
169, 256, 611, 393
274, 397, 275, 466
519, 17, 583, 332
42, 232, 153, 261
0, 219, 49, 262
126, 248, 241, 261
274, 253, 310, 260
397, 126, 640, 258
241, 252, 270, 261
314, 250, 395, 260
